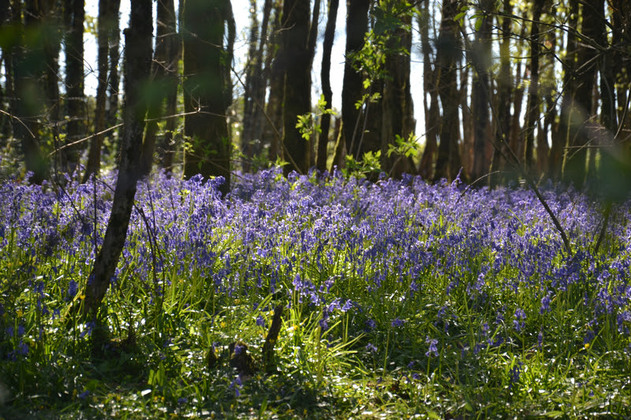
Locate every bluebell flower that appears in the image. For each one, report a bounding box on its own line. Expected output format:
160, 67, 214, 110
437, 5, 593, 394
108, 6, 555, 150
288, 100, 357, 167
366, 343, 377, 353
425, 337, 439, 357
391, 318, 405, 328
67, 280, 78, 300
365, 319, 376, 331
256, 315, 265, 328
539, 293, 551, 314
508, 362, 522, 390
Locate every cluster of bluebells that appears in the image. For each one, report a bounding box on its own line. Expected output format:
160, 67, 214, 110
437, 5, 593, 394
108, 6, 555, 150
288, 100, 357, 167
1, 167, 631, 362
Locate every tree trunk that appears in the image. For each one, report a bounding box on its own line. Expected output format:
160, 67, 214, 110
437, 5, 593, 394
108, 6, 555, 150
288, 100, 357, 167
84, 0, 112, 182
106, 0, 122, 132
546, 6, 563, 177
317, 0, 340, 171
418, 0, 438, 180
523, 0, 543, 173
182, 0, 234, 195
612, 0, 631, 145
490, 0, 512, 187
82, 0, 154, 317
63, 0, 85, 173
280, 0, 312, 174
434, 0, 462, 181
263, 1, 284, 162
11, 0, 49, 183
140, 0, 179, 177
563, 0, 597, 188
241, 0, 261, 172
158, 0, 181, 172
342, 0, 370, 160
470, 0, 493, 182
380, 4, 415, 177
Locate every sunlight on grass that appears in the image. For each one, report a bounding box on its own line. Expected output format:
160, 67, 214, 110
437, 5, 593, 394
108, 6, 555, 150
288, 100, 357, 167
1, 168, 631, 418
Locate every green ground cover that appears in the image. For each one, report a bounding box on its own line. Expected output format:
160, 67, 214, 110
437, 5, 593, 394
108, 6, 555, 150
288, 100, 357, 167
1, 168, 630, 418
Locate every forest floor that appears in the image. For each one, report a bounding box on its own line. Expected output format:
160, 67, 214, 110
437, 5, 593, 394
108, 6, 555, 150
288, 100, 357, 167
1, 168, 631, 418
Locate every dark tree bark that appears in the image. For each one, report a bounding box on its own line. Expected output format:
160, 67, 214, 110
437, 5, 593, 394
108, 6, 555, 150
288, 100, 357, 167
182, 0, 235, 195
470, 0, 493, 182
10, 0, 49, 183
433, 0, 462, 181
263, 1, 284, 162
241, 0, 261, 172
546, 7, 563, 176
1, 0, 13, 141
279, 0, 313, 174
157, 0, 181, 172
82, 0, 154, 317
380, 3, 415, 177
612, 0, 631, 144
508, 25, 527, 171
140, 0, 180, 176
342, 0, 370, 160
490, 0, 513, 187
40, 0, 62, 137
84, 0, 114, 182
106, 0, 122, 131
418, 0, 439, 180
562, 0, 598, 188
593, 0, 616, 134
317, 0, 340, 171
523, 0, 544, 173
62, 0, 85, 173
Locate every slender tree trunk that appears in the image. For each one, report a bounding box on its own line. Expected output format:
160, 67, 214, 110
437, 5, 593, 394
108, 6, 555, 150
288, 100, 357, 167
1, 0, 13, 140
63, 0, 85, 173
84, 0, 112, 181
263, 1, 283, 161
546, 7, 563, 176
317, 0, 339, 171
11, 0, 49, 183
470, 0, 493, 182
82, 0, 153, 317
140, 0, 179, 177
241, 0, 260, 172
159, 0, 180, 172
342, 0, 370, 160
280, 0, 312, 174
106, 0, 122, 131
182, 0, 234, 195
418, 0, 438, 180
434, 0, 462, 181
612, 0, 631, 144
563, 0, 597, 188
380, 3, 415, 177
523, 0, 543, 173
490, 0, 513, 187
40, 0, 62, 138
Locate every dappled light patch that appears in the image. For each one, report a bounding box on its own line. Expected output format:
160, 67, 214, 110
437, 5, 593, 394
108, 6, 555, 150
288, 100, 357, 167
1, 168, 631, 417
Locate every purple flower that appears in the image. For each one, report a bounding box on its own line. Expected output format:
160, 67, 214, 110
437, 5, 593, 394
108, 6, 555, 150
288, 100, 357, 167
391, 318, 405, 328
425, 337, 439, 357
67, 280, 78, 300
365, 319, 377, 331
513, 308, 526, 332
539, 293, 551, 314
256, 315, 265, 328
366, 343, 378, 353
508, 362, 523, 390
229, 375, 242, 397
